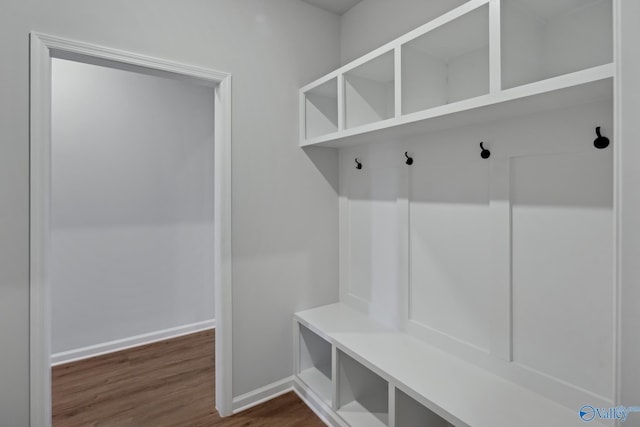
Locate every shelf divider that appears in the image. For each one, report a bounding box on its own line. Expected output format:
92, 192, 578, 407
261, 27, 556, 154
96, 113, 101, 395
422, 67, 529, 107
489, 0, 501, 93
394, 46, 402, 118
338, 73, 345, 132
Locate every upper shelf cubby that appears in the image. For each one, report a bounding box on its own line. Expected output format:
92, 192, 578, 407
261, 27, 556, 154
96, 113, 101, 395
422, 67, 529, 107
345, 50, 396, 129
501, 0, 613, 89
299, 0, 614, 148
304, 77, 338, 140
402, 4, 489, 115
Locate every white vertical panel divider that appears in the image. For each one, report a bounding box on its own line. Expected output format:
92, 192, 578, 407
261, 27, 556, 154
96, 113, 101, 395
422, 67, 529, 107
489, 0, 502, 93
394, 46, 402, 118
331, 344, 339, 411
339, 197, 367, 310
339, 169, 372, 314
337, 74, 345, 132
297, 0, 618, 422
489, 158, 513, 361
388, 384, 396, 427
338, 191, 351, 308
398, 167, 410, 331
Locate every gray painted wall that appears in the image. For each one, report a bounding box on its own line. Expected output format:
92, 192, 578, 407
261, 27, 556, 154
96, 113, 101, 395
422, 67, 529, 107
340, 0, 467, 64
0, 1, 340, 424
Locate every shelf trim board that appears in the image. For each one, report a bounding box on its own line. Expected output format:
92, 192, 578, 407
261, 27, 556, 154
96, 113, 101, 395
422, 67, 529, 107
497, 63, 613, 104
301, 64, 613, 148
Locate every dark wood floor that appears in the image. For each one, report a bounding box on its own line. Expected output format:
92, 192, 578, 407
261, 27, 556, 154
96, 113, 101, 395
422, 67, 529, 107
52, 330, 325, 427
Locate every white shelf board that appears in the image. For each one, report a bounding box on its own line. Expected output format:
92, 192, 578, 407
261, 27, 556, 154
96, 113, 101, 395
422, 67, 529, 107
295, 303, 610, 427
338, 400, 388, 427
298, 365, 332, 405
301, 64, 613, 148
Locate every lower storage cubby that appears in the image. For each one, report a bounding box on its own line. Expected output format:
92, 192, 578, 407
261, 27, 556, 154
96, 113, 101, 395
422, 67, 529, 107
396, 389, 455, 427
298, 324, 332, 405
337, 350, 389, 427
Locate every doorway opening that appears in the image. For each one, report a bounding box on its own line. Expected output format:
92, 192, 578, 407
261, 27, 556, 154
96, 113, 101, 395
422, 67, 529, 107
30, 33, 233, 426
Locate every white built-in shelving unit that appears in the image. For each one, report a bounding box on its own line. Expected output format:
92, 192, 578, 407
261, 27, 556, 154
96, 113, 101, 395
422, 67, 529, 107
299, 0, 613, 148
296, 0, 615, 426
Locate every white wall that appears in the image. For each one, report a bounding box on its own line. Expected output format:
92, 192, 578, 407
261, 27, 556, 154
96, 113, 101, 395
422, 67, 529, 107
340, 0, 468, 64
0, 1, 340, 424
50, 58, 215, 355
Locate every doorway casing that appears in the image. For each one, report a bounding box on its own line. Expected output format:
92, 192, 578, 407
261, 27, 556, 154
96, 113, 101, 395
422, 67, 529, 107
29, 33, 233, 426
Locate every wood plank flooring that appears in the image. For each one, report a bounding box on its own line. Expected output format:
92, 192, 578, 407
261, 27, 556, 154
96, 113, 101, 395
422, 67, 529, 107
52, 330, 325, 427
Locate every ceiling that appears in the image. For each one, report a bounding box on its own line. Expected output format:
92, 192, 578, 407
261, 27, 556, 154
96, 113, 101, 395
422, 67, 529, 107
300, 0, 362, 15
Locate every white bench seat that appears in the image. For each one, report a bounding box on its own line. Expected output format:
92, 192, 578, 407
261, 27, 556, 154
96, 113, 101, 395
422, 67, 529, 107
295, 303, 607, 427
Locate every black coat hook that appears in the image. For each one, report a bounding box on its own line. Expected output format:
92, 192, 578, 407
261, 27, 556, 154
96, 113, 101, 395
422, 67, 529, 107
355, 158, 362, 170
594, 127, 610, 149
479, 142, 491, 159
405, 152, 413, 165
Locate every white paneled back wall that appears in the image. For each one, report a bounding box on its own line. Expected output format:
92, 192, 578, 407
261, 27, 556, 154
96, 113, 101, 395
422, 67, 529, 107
338, 99, 614, 405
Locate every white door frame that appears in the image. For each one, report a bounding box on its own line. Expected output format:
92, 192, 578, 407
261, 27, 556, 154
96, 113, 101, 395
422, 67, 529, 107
29, 32, 234, 426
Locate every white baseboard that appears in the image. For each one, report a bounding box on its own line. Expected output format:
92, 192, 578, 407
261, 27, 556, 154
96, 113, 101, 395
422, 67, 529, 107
293, 377, 346, 427
50, 319, 216, 366
232, 376, 295, 413
231, 376, 345, 426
